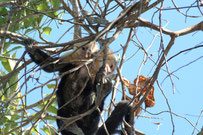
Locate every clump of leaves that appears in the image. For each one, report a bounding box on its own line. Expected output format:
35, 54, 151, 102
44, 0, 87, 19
123, 75, 155, 114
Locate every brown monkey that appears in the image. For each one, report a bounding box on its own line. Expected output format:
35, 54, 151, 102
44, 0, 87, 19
24, 39, 131, 135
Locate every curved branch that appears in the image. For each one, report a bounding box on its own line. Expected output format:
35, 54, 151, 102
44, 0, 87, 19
175, 21, 203, 36
125, 17, 174, 35
130, 18, 203, 37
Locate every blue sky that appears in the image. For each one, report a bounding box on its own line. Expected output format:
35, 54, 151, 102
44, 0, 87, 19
118, 2, 203, 135
118, 1, 203, 134
19, 0, 203, 134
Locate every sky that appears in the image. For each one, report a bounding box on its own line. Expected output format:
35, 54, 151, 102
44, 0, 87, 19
18, 0, 203, 135
117, 1, 203, 134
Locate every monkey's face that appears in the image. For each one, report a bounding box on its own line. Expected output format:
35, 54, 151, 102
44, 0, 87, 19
74, 41, 98, 58
79, 45, 94, 58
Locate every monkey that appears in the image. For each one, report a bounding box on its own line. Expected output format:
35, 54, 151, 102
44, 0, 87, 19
24, 39, 132, 135
57, 48, 131, 135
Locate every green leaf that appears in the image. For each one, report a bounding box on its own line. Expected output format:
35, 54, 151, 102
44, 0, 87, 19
41, 124, 57, 135
6, 46, 23, 54
1, 53, 17, 72
10, 113, 20, 121
3, 42, 11, 54
24, 28, 34, 34
50, 0, 61, 8
24, 15, 40, 28
36, 15, 43, 24
0, 0, 13, 3
58, 12, 64, 24
36, 95, 57, 114
47, 11, 58, 18
4, 123, 11, 134
5, 115, 12, 120
54, 11, 58, 17
24, 17, 33, 28
1, 58, 15, 73
0, 69, 6, 76
45, 116, 56, 124
43, 115, 56, 121
43, 27, 52, 35
46, 84, 56, 89
2, 83, 10, 99
47, 105, 57, 114
30, 125, 39, 134
37, 103, 57, 114
0, 6, 7, 13
0, 7, 7, 26
1, 60, 11, 72
8, 72, 19, 92
37, 1, 50, 11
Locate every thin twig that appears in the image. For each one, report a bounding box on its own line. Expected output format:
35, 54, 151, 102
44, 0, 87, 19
157, 81, 175, 134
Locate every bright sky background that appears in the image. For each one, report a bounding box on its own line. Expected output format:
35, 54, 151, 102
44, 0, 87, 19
19, 0, 203, 135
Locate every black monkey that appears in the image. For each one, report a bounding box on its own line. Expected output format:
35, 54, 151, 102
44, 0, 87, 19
24, 39, 132, 135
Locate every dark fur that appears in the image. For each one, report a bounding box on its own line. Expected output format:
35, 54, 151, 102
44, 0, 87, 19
24, 39, 131, 135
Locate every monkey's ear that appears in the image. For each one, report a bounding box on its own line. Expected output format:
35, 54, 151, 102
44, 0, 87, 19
24, 38, 35, 45
23, 38, 37, 50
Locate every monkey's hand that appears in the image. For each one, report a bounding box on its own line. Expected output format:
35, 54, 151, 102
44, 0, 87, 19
95, 66, 106, 86
95, 69, 113, 104
104, 73, 116, 80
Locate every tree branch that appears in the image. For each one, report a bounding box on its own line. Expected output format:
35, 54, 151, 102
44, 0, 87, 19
132, 35, 176, 113
128, 17, 203, 37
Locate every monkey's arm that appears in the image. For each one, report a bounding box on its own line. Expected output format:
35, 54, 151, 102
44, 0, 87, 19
24, 39, 64, 72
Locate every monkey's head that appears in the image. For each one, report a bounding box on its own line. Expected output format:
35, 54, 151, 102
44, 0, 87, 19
74, 41, 98, 58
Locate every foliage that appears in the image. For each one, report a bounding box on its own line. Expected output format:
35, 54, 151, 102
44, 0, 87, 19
0, 0, 60, 134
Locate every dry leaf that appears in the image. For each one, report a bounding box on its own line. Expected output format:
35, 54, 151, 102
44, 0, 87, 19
123, 75, 155, 114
